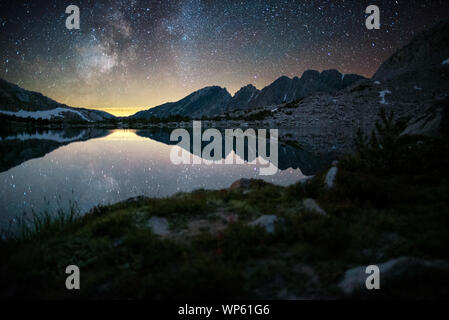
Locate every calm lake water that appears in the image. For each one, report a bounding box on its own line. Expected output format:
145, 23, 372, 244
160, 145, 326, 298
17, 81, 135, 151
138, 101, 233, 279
0, 128, 317, 229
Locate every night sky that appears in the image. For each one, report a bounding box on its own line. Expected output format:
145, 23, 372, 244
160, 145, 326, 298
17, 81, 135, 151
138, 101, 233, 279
1, 0, 448, 116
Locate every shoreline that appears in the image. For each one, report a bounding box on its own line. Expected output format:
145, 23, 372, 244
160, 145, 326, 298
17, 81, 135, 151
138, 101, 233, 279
2, 121, 449, 299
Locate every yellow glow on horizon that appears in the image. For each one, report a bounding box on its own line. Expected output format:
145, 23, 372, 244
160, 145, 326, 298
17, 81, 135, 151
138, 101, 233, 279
103, 129, 144, 140
91, 107, 149, 117
28, 60, 375, 119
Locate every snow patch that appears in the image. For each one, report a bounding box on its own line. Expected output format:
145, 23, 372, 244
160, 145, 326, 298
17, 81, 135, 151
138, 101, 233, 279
442, 58, 449, 65
414, 85, 422, 90
247, 90, 256, 102
374, 81, 381, 85
0, 107, 91, 122
1, 130, 86, 143
379, 90, 391, 105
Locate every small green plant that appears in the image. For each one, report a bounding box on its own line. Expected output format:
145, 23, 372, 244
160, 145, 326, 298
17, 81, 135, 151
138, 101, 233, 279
15, 200, 81, 241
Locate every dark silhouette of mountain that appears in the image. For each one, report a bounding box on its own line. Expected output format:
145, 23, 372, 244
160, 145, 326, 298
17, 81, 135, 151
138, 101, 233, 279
374, 19, 449, 81
229, 70, 364, 110
131, 70, 365, 119
0, 128, 110, 172
132, 86, 232, 119
0, 78, 115, 122
229, 84, 259, 110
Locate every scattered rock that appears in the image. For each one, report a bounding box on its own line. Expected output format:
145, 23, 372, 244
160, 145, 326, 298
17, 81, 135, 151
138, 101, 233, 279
324, 162, 338, 189
338, 257, 449, 296
147, 216, 170, 236
303, 199, 327, 216
249, 215, 278, 233
230, 178, 252, 190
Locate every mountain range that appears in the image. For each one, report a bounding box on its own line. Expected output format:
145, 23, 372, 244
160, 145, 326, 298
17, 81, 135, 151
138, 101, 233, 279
1, 68, 365, 121
1, 19, 448, 138
131, 69, 365, 119
224, 18, 449, 153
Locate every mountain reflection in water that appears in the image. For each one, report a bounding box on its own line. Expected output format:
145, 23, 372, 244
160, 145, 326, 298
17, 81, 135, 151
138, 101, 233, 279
0, 127, 331, 228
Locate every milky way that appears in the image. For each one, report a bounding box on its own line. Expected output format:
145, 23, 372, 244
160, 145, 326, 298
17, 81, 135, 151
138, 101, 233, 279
1, 0, 448, 116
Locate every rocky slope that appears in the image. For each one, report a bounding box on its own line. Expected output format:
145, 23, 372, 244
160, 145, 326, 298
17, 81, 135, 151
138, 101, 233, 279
229, 84, 259, 109
229, 70, 364, 110
211, 20, 449, 154
132, 86, 232, 119
374, 19, 449, 81
0, 78, 115, 122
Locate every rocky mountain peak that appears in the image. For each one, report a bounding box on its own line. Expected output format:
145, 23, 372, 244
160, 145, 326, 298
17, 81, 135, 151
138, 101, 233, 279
301, 70, 321, 81
132, 85, 232, 119
374, 19, 449, 81
131, 66, 365, 118
229, 84, 260, 110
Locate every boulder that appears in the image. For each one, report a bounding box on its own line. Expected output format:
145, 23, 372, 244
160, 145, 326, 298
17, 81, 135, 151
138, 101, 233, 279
147, 216, 170, 236
249, 215, 278, 233
338, 257, 449, 296
324, 162, 338, 189
303, 198, 327, 216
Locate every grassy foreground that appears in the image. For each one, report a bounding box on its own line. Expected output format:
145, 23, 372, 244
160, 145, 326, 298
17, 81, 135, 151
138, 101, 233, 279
1, 111, 449, 299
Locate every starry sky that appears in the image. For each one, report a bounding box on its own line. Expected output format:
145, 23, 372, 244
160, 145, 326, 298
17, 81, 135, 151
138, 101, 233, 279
1, 0, 448, 116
